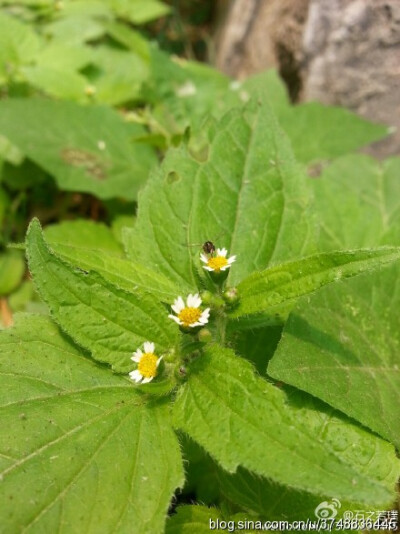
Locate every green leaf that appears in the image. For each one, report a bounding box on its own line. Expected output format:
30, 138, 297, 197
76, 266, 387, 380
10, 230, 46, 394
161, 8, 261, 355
0, 12, 40, 84
0, 99, 157, 200
124, 102, 314, 289
44, 219, 123, 256
50, 243, 180, 302
231, 247, 400, 319
107, 0, 171, 24
173, 344, 400, 506
0, 250, 25, 296
21, 64, 89, 100
166, 505, 221, 534
90, 46, 148, 105
0, 134, 24, 165
230, 69, 291, 116
104, 21, 150, 59
279, 103, 389, 164
44, 219, 178, 301
45, 15, 105, 45
268, 263, 400, 450
217, 467, 334, 521
0, 314, 183, 533
26, 219, 178, 372
312, 155, 400, 250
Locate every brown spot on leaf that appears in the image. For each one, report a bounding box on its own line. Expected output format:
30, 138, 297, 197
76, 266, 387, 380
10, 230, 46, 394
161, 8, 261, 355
60, 147, 109, 180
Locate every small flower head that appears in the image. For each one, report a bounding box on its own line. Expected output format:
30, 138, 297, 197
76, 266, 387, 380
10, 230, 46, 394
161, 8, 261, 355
201, 248, 236, 273
169, 293, 210, 328
129, 342, 162, 384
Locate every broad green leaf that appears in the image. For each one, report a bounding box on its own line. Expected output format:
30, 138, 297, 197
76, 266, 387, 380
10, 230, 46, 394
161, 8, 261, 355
26, 219, 178, 372
45, 15, 105, 44
21, 65, 89, 100
104, 21, 150, 59
124, 102, 314, 289
231, 247, 400, 319
226, 69, 290, 117
107, 0, 170, 24
0, 250, 25, 296
0, 314, 184, 533
278, 103, 389, 164
44, 219, 123, 256
268, 264, 400, 450
173, 344, 400, 506
0, 12, 40, 83
0, 99, 157, 200
50, 243, 180, 301
34, 42, 92, 71
90, 46, 148, 105
312, 155, 400, 250
60, 0, 113, 19
166, 506, 221, 534
217, 467, 356, 522
0, 134, 24, 165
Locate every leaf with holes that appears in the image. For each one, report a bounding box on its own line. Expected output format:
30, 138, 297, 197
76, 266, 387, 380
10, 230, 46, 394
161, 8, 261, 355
123, 101, 315, 290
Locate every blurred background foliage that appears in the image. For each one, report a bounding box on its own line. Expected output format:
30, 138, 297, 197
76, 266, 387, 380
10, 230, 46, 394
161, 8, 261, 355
0, 0, 391, 330
0, 0, 398, 516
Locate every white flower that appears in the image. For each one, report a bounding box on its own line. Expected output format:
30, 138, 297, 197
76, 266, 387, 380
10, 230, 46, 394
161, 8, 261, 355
200, 248, 236, 272
129, 341, 162, 384
168, 293, 210, 328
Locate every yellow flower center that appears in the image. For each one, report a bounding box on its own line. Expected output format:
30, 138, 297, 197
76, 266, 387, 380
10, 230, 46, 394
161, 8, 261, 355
178, 307, 202, 327
138, 353, 158, 378
207, 256, 228, 272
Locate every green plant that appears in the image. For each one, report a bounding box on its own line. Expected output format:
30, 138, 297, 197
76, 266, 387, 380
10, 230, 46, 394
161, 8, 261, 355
1, 97, 399, 532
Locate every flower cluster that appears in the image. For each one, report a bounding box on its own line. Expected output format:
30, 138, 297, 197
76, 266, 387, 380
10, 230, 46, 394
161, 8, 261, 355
129, 245, 236, 384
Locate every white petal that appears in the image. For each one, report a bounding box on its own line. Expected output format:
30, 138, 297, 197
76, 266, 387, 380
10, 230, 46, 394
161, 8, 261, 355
169, 314, 182, 325
188, 293, 201, 308
156, 355, 163, 367
131, 348, 142, 362
199, 308, 210, 324
220, 264, 230, 271
129, 370, 143, 383
186, 293, 195, 307
190, 321, 202, 327
143, 341, 154, 354
203, 266, 214, 272
228, 255, 236, 264
217, 248, 227, 257
142, 376, 153, 384
200, 254, 208, 263
172, 296, 185, 313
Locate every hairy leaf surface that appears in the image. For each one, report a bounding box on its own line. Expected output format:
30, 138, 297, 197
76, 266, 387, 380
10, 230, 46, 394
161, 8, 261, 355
232, 248, 400, 319
0, 315, 183, 534
124, 102, 315, 289
173, 345, 400, 506
26, 219, 178, 372
268, 265, 400, 449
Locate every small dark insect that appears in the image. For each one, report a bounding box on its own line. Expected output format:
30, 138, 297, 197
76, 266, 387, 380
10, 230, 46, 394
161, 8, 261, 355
202, 241, 216, 256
